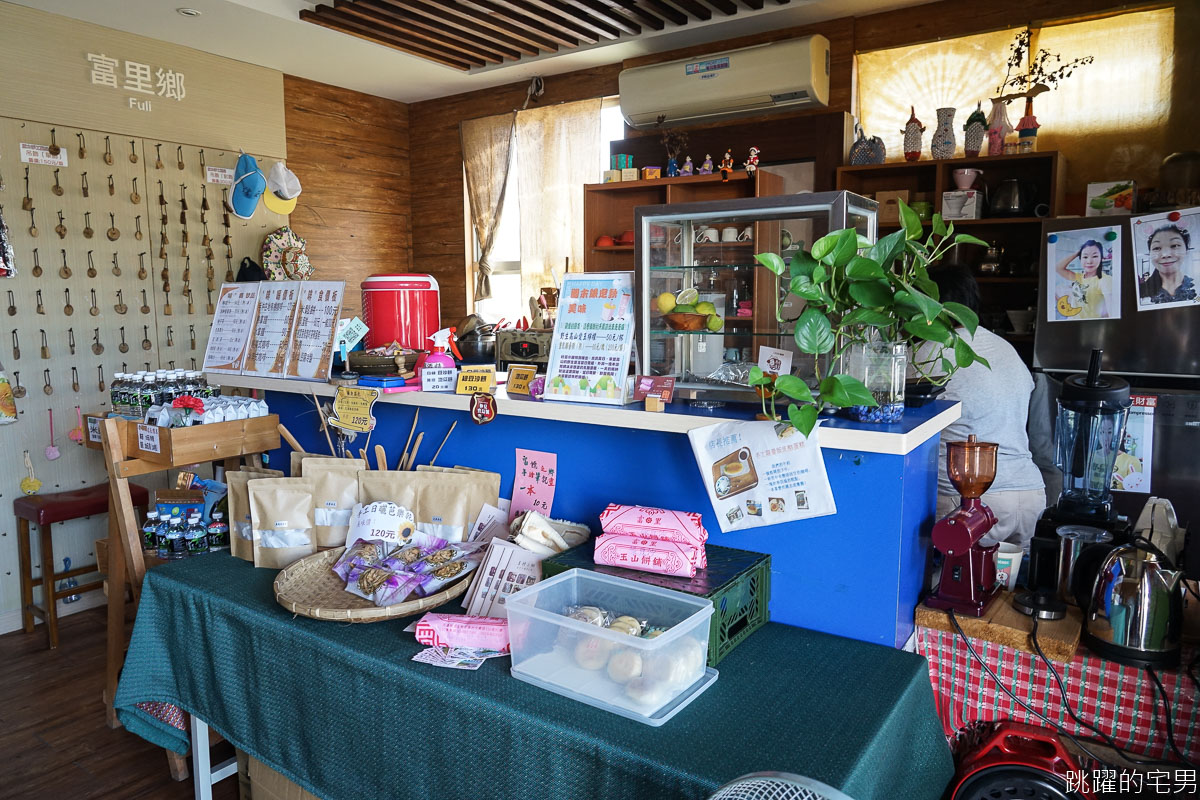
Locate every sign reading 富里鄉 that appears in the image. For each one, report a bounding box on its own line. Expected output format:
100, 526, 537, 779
543, 272, 636, 406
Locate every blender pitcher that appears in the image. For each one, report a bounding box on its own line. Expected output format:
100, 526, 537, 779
1054, 349, 1130, 520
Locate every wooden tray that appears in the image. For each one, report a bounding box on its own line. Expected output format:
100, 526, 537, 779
130, 414, 281, 466
274, 547, 470, 623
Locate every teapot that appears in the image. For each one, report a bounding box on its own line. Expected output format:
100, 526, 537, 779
988, 178, 1036, 217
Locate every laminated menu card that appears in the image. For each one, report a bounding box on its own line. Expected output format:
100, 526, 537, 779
242, 282, 302, 377
203, 283, 262, 374
543, 272, 635, 406
285, 281, 345, 380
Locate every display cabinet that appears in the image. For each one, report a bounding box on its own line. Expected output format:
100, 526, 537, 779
634, 191, 877, 404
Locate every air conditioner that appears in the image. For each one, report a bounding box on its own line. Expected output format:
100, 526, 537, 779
618, 36, 830, 129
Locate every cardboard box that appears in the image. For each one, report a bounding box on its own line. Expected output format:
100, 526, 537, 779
247, 755, 319, 800
1086, 180, 1136, 216
641, 166, 662, 180
941, 190, 982, 220
620, 167, 638, 182
875, 190, 910, 225
602, 169, 621, 183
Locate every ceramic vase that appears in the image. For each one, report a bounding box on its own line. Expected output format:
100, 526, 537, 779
901, 106, 925, 162
930, 107, 956, 160
963, 102, 987, 157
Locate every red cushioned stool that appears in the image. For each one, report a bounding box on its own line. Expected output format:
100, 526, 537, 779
14, 483, 150, 649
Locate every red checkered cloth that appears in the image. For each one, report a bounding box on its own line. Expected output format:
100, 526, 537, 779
135, 701, 187, 731
916, 627, 1198, 761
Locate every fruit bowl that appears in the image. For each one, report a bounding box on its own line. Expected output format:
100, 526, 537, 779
662, 312, 711, 331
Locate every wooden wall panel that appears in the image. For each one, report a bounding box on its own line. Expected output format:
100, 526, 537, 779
283, 76, 411, 318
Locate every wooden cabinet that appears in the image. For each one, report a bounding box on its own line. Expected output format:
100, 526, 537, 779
584, 171, 783, 272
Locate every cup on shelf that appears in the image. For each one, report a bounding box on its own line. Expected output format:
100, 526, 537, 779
721, 226, 739, 242
995, 542, 1023, 590
953, 168, 984, 190
910, 201, 933, 221
618, 230, 636, 245
595, 234, 616, 247
1006, 309, 1034, 334
696, 227, 719, 244
738, 226, 753, 241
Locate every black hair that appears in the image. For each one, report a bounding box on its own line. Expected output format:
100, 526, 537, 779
1077, 239, 1108, 276
1140, 224, 1192, 299
930, 264, 980, 316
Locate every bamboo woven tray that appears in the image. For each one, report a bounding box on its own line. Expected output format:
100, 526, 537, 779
274, 546, 470, 622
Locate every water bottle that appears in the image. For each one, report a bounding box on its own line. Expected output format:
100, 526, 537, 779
58, 557, 81, 604
109, 373, 123, 415
185, 514, 208, 555
142, 375, 157, 418
162, 516, 188, 560
141, 511, 160, 551
207, 511, 229, 551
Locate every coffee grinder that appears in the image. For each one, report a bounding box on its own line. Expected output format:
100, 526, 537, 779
927, 434, 1002, 616
1015, 349, 1131, 620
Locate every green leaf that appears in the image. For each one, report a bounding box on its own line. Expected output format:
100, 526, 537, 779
942, 301, 979, 335
898, 199, 924, 240
846, 256, 886, 281
870, 230, 907, 270
831, 228, 859, 267
941, 356, 954, 374
833, 374, 878, 407
897, 285, 942, 323
747, 366, 772, 386
914, 274, 939, 299
932, 214, 947, 237
856, 234, 874, 250
953, 233, 989, 248
794, 308, 836, 354
754, 252, 786, 276
812, 264, 829, 284
953, 337, 975, 368
774, 375, 815, 403
903, 318, 953, 344
788, 249, 817, 278
789, 274, 825, 303
811, 232, 839, 261
848, 280, 893, 307
841, 307, 895, 327
788, 403, 819, 438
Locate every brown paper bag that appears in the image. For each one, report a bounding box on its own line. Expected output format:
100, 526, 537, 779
227, 468, 283, 561
292, 452, 343, 477
304, 458, 365, 548
357, 470, 499, 542
250, 477, 316, 569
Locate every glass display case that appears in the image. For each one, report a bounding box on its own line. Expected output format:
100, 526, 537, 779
634, 191, 877, 404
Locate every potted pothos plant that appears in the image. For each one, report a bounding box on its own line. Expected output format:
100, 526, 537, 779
750, 198, 990, 437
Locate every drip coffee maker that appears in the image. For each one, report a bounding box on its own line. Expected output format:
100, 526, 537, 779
927, 434, 1001, 616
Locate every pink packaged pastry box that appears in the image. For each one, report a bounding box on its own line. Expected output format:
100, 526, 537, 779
598, 504, 708, 568
414, 612, 510, 653
593, 534, 704, 578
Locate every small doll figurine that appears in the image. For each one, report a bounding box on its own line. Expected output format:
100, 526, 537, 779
744, 146, 760, 175
719, 150, 735, 182
698, 154, 713, 175
679, 156, 694, 176
666, 156, 679, 177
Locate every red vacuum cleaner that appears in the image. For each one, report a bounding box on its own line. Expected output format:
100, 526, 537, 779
950, 721, 1095, 800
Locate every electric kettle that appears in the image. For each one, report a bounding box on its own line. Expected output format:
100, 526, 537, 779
988, 179, 1034, 217
1080, 540, 1183, 668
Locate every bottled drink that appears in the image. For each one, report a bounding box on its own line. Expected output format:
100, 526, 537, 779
161, 516, 188, 560
184, 514, 208, 555
180, 371, 197, 398
141, 511, 160, 551
141, 375, 156, 420
207, 511, 229, 551
155, 515, 171, 559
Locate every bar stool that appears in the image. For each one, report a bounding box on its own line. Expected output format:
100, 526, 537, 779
15, 483, 150, 649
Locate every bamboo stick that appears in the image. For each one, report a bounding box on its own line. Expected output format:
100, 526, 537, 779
277, 423, 304, 453
311, 390, 335, 456
428, 421, 456, 466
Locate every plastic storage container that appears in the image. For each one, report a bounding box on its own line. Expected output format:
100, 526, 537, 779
506, 569, 717, 726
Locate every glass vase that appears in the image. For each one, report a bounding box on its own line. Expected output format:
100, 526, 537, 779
844, 341, 906, 423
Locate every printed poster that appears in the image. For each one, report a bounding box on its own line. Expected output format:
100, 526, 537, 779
242, 282, 301, 377
1131, 208, 1200, 311
202, 283, 261, 374
1046, 226, 1122, 321
687, 419, 835, 533
285, 281, 344, 380
1112, 395, 1155, 493
543, 272, 635, 405
509, 449, 556, 522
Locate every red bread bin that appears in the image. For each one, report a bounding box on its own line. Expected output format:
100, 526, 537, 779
361, 274, 441, 351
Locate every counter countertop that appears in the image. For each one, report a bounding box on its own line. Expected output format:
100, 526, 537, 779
209, 372, 960, 456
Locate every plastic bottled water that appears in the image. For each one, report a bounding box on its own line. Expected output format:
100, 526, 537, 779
161, 516, 188, 560
207, 511, 229, 551
184, 514, 208, 555
141, 511, 160, 551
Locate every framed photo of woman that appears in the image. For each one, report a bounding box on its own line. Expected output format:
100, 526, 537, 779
1045, 226, 1122, 322
1131, 207, 1200, 311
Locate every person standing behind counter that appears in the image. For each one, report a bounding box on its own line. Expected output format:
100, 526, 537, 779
927, 266, 1047, 548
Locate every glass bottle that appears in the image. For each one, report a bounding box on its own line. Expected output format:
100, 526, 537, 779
141, 511, 160, 551
207, 511, 229, 551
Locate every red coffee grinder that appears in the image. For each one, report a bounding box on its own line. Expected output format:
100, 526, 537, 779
927, 434, 1002, 616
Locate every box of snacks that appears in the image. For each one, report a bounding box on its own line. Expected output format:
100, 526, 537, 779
506, 569, 716, 726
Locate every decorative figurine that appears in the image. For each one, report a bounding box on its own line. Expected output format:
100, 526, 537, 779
744, 146, 760, 175
698, 154, 714, 175
659, 126, 689, 178
666, 157, 679, 177
902, 107, 925, 162
930, 107, 957, 160
963, 102, 987, 157
680, 156, 694, 176
986, 99, 1014, 157
1016, 97, 1040, 153
719, 150, 735, 182
848, 125, 886, 165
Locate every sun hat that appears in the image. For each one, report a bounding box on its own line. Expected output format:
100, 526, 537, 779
229, 153, 266, 220
263, 161, 302, 215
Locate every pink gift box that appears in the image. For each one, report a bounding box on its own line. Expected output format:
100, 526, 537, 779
598, 504, 708, 567
593, 534, 702, 578
414, 612, 510, 652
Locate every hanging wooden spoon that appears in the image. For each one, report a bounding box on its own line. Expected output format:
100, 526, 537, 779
11, 371, 25, 398
82, 211, 94, 239
107, 175, 115, 197
206, 288, 215, 315
140, 289, 150, 314
39, 329, 50, 359
11, 331, 19, 360
43, 369, 53, 396
59, 249, 71, 279
97, 365, 105, 393
225, 257, 235, 282
81, 172, 89, 198
138, 252, 148, 280
77, 132, 87, 160
6, 291, 14, 317
89, 289, 100, 317
158, 180, 166, 207
21, 167, 32, 211
35, 289, 45, 315
55, 211, 66, 239
114, 289, 127, 314
177, 146, 185, 170
103, 136, 114, 165
92, 328, 104, 355
47, 128, 60, 157
112, 253, 121, 277
67, 328, 75, 356
166, 325, 174, 346
189, 325, 197, 350
183, 256, 191, 283
130, 177, 140, 205
119, 327, 129, 353
31, 248, 41, 277
163, 289, 173, 316
155, 143, 164, 169
28, 207, 37, 237
142, 325, 152, 350
86, 250, 97, 278
107, 213, 120, 241
62, 288, 72, 316
201, 221, 211, 247
180, 184, 188, 212
51, 169, 63, 197
134, 215, 143, 241
128, 139, 139, 164
186, 289, 195, 315
201, 185, 211, 212
71, 367, 79, 393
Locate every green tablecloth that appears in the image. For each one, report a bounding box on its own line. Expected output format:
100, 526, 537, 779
115, 554, 953, 800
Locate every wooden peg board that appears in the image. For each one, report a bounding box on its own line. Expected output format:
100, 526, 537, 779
0, 116, 288, 624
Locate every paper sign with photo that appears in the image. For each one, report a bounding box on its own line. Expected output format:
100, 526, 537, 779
1045, 227, 1122, 322
687, 419, 835, 533
1131, 208, 1200, 311
757, 346, 793, 376
1112, 395, 1155, 493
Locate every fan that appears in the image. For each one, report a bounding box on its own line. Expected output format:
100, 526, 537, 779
707, 772, 857, 800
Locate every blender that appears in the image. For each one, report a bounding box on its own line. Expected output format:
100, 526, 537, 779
1016, 349, 1131, 619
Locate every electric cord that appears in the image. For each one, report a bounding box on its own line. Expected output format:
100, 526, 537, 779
1147, 667, 1199, 769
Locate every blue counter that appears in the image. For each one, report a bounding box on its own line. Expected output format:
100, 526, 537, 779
219, 374, 957, 649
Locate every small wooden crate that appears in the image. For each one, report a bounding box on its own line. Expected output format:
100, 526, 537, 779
129, 414, 281, 467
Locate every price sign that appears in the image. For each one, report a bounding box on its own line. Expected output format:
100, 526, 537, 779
633, 375, 676, 403
328, 386, 378, 433
506, 365, 538, 396
421, 365, 457, 392
136, 424, 161, 454
19, 143, 68, 167
455, 365, 496, 395
87, 416, 102, 443
205, 166, 235, 185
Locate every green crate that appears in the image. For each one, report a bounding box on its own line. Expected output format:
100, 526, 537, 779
541, 543, 771, 666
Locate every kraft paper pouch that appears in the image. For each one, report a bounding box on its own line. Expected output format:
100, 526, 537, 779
227, 468, 283, 561
357, 470, 500, 543
250, 477, 316, 569
304, 458, 366, 548
292, 452, 341, 477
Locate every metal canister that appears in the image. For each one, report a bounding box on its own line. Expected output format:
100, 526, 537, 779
1056, 525, 1112, 605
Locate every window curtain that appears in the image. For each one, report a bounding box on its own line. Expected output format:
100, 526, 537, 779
461, 111, 516, 301
515, 98, 603, 302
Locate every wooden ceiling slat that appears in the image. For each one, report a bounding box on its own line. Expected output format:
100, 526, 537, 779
461, 1, 583, 48
349, 0, 522, 62
576, 0, 642, 35
299, 8, 473, 70
521, 0, 621, 40
669, 0, 714, 21
332, 1, 508, 64
608, 1, 666, 30
703, 0, 739, 13
313, 5, 488, 66
388, 0, 557, 55
479, 1, 598, 44
640, 0, 689, 25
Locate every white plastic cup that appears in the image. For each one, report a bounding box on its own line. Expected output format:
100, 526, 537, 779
994, 542, 1023, 591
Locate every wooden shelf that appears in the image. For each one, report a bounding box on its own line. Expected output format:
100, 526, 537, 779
837, 151, 1061, 174
586, 172, 752, 193
591, 245, 634, 253
977, 276, 1037, 284
880, 216, 1047, 230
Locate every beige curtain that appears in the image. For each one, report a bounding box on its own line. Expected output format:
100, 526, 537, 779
461, 111, 516, 301
516, 98, 603, 302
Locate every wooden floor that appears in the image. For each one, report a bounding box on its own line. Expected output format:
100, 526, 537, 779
0, 607, 237, 799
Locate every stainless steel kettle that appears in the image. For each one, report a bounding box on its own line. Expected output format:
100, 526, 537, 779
1081, 541, 1183, 668
988, 178, 1034, 217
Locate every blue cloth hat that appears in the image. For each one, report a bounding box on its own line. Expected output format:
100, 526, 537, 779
230, 153, 265, 220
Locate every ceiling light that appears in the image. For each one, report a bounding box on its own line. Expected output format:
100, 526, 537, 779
176, 8, 202, 17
